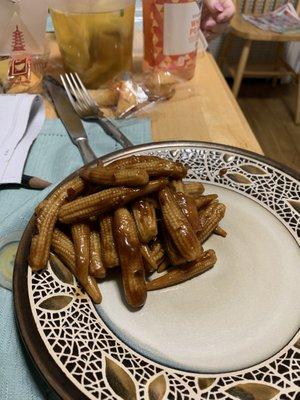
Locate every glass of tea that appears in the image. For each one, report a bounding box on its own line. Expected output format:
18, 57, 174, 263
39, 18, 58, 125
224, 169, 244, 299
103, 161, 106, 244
50, 0, 136, 88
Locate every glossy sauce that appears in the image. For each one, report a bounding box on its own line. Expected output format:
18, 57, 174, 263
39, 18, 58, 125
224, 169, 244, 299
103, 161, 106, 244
175, 192, 201, 233
114, 209, 147, 308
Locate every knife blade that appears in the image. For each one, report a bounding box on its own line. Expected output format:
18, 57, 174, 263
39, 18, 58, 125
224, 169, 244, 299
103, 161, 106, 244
43, 75, 96, 165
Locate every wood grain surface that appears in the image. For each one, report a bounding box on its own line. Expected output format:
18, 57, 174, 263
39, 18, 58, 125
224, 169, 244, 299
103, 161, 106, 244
44, 33, 263, 154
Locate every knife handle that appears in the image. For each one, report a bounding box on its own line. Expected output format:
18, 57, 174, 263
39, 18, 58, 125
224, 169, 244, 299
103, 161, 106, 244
97, 118, 133, 148
21, 175, 51, 190
76, 139, 97, 164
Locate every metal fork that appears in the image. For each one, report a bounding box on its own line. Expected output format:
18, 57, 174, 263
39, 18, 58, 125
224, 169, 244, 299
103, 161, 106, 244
60, 73, 133, 148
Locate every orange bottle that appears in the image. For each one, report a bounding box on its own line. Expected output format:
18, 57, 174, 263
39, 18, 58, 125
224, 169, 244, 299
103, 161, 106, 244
143, 0, 202, 80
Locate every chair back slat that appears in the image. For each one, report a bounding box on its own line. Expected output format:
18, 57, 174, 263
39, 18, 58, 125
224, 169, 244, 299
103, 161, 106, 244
274, 0, 281, 9
242, 0, 253, 14
263, 0, 272, 13
253, 0, 262, 14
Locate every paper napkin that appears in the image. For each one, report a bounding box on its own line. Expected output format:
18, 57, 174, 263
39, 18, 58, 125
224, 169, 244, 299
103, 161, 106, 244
0, 94, 45, 184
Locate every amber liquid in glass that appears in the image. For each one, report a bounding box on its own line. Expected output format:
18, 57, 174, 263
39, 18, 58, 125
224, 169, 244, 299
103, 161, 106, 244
51, 4, 135, 88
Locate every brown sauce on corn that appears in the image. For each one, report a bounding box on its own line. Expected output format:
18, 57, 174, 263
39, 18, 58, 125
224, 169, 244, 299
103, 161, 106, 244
29, 154, 226, 308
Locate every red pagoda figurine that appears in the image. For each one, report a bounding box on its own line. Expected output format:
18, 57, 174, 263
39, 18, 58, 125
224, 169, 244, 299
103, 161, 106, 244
11, 25, 26, 53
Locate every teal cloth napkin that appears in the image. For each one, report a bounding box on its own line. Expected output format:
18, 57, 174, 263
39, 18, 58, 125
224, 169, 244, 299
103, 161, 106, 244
0, 117, 152, 399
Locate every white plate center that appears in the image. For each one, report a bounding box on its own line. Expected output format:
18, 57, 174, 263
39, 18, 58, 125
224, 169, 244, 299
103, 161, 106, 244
96, 185, 300, 373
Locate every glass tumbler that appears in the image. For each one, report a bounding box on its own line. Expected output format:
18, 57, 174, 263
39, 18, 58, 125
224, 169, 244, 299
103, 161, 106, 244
50, 0, 136, 88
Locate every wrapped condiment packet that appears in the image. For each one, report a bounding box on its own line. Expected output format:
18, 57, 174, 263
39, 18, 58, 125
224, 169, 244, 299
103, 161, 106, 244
0, 94, 45, 185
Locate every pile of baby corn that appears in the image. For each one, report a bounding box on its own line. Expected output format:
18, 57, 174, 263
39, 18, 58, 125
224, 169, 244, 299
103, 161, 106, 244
29, 155, 226, 309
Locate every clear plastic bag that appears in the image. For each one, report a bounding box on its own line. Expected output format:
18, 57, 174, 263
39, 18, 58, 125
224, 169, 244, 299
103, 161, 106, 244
89, 69, 196, 119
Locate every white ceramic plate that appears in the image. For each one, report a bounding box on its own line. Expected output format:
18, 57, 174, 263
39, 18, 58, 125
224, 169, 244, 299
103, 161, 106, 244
14, 142, 300, 400
98, 183, 300, 373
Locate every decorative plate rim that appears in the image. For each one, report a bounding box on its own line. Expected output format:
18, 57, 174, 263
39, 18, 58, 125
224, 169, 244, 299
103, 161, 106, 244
13, 141, 300, 400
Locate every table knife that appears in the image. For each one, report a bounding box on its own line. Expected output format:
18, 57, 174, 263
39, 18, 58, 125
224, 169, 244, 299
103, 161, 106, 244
43, 76, 96, 164
1, 175, 51, 190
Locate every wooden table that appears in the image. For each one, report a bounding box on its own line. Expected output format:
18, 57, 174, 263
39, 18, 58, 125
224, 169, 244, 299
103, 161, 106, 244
45, 33, 262, 154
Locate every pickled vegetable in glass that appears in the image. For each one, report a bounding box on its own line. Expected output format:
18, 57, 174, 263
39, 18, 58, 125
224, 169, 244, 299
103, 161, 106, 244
51, 2, 135, 88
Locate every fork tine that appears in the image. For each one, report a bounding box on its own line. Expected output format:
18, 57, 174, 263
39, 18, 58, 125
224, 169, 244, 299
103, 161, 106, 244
74, 73, 97, 108
60, 74, 78, 110
64, 73, 78, 100
64, 74, 86, 114
60, 72, 133, 147
68, 73, 90, 110
72, 74, 92, 109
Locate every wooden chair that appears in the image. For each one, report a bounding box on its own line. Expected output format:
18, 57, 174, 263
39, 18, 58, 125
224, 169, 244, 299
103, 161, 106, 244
218, 0, 300, 124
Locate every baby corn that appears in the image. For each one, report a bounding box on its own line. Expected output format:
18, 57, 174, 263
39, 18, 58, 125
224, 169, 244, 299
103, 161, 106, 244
147, 250, 217, 291
159, 187, 202, 262
162, 227, 186, 266
184, 182, 205, 195
30, 154, 228, 308
59, 187, 136, 223
99, 214, 119, 268
51, 229, 76, 268
58, 179, 168, 224
199, 202, 222, 225
140, 244, 157, 273
150, 240, 165, 266
83, 157, 187, 184
114, 169, 149, 186
140, 238, 167, 273
29, 198, 66, 271
51, 229, 102, 303
106, 155, 181, 172
106, 155, 158, 170
175, 192, 201, 233
157, 258, 170, 273
89, 230, 106, 279
132, 198, 157, 243
80, 168, 113, 185
198, 203, 226, 243
214, 226, 227, 237
81, 167, 149, 187
194, 194, 218, 210
170, 179, 186, 193
35, 199, 49, 216
85, 155, 175, 175
29, 177, 85, 271
39, 177, 85, 215
140, 240, 165, 273
128, 160, 188, 179
114, 207, 147, 308
71, 222, 91, 285
50, 176, 85, 202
